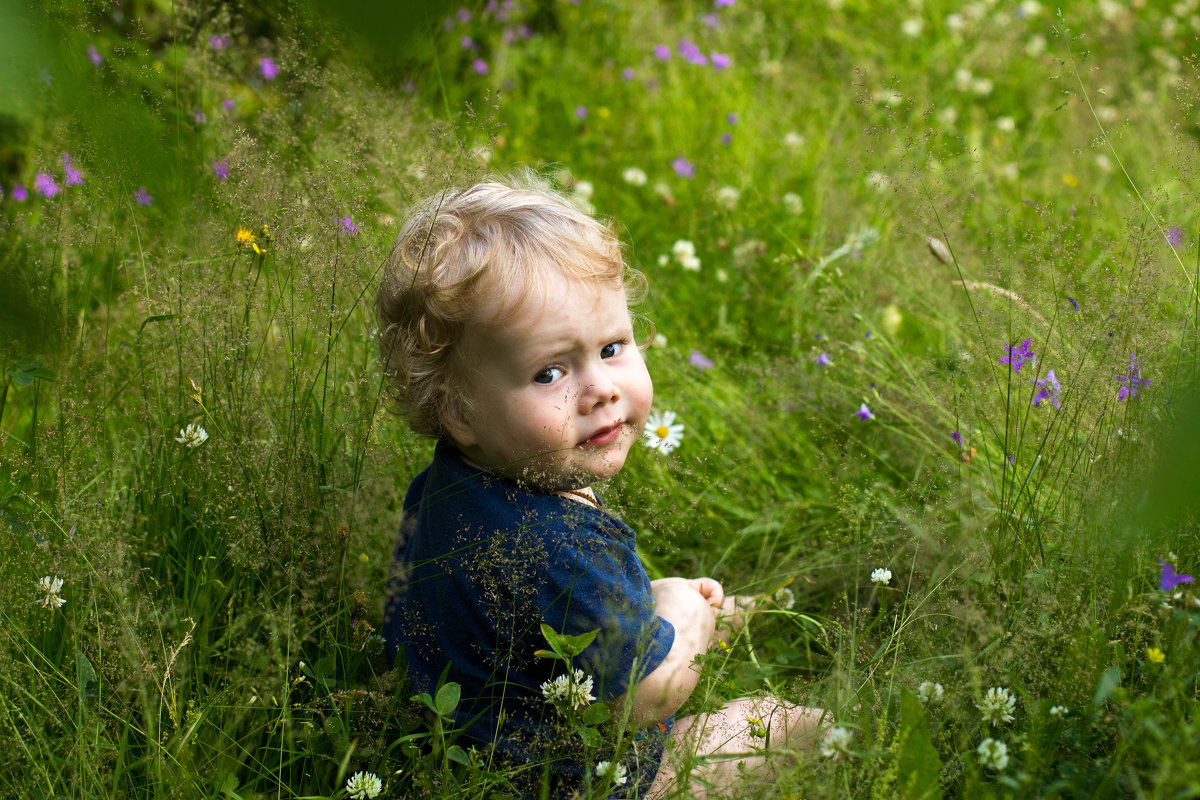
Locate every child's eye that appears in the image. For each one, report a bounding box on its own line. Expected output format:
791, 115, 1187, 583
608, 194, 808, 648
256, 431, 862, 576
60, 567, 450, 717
533, 367, 564, 385
601, 342, 623, 359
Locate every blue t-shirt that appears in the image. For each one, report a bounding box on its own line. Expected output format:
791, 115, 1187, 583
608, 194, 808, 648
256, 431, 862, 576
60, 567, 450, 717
383, 443, 676, 797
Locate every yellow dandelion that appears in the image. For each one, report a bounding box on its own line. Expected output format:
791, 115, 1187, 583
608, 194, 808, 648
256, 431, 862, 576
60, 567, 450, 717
1147, 647, 1165, 664
236, 226, 256, 246
1062, 173, 1078, 187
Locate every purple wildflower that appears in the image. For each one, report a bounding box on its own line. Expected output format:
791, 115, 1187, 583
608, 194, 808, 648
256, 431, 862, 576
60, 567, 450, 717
208, 35, 229, 50
999, 338, 1035, 373
133, 187, 153, 206
87, 45, 103, 67
719, 132, 732, 146
678, 38, 702, 61
1116, 353, 1150, 401
950, 430, 961, 445
193, 109, 207, 124
715, 0, 735, 6
1006, 453, 1016, 464
855, 402, 873, 421
259, 58, 278, 80
575, 105, 588, 119
461, 36, 476, 50
654, 44, 671, 60
339, 216, 359, 236
1032, 369, 1061, 409
34, 173, 59, 198
701, 13, 719, 28
671, 156, 695, 178
711, 53, 731, 70
813, 352, 830, 367
11, 184, 27, 202
211, 159, 229, 181
865, 331, 873, 340
622, 67, 635, 80
1067, 296, 1078, 312
472, 58, 489, 75
63, 154, 83, 186
689, 350, 714, 370
727, 112, 739, 125
457, 6, 471, 22
222, 98, 236, 112
1159, 559, 1194, 592
1166, 226, 1183, 248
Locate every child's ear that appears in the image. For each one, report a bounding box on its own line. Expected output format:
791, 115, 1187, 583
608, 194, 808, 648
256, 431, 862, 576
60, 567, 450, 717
439, 397, 477, 449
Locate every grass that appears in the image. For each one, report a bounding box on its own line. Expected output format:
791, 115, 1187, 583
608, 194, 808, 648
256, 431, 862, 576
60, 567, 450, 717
1, 0, 1199, 797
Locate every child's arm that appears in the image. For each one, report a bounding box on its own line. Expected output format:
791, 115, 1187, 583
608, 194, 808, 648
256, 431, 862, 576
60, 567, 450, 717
618, 577, 716, 728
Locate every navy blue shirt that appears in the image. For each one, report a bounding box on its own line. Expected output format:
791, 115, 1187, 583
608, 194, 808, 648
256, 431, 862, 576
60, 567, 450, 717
383, 443, 675, 796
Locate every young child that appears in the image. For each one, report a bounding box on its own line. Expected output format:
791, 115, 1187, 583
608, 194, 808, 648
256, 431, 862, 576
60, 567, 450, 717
376, 174, 822, 798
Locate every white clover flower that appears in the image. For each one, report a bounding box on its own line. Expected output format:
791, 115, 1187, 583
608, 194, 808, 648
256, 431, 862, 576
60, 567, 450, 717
870, 568, 892, 585
345, 770, 383, 799
976, 738, 1009, 770
936, 106, 958, 127
782, 131, 806, 151
953, 67, 973, 91
175, 423, 209, 448
656, 253, 669, 267
945, 13, 965, 32
970, 77, 994, 96
653, 333, 668, 348
781, 192, 804, 215
995, 116, 1016, 132
1025, 34, 1047, 56
622, 167, 648, 186
672, 239, 696, 260
540, 669, 596, 710
917, 681, 944, 705
774, 586, 795, 610
901, 17, 923, 37
37, 575, 66, 611
819, 726, 853, 761
977, 686, 1017, 725
643, 411, 684, 455
574, 180, 594, 200
715, 186, 740, 210
679, 254, 701, 271
1049, 705, 1068, 718
1018, 0, 1042, 17
595, 761, 628, 787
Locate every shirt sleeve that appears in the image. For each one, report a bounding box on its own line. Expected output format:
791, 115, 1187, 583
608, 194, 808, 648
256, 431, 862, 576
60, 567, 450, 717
538, 510, 675, 702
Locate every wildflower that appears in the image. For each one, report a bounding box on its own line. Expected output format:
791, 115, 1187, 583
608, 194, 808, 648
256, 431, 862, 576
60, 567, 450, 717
34, 173, 60, 198
727, 111, 739, 125
819, 726, 853, 761
1159, 559, 1194, 592
716, 0, 734, 6
917, 681, 944, 705
901, 17, 923, 37
175, 423, 209, 448
643, 411, 684, 454
11, 185, 27, 202
715, 186, 740, 209
472, 58, 488, 75
87, 44, 103, 67
999, 338, 1035, 373
345, 771, 383, 799
654, 44, 671, 60
783, 131, 805, 150
540, 668, 596, 710
1147, 647, 1165, 664
870, 568, 892, 585
711, 52, 731, 70
133, 187, 153, 206
211, 159, 229, 181
236, 226, 257, 248
222, 98, 235, 112
855, 403, 873, 421
976, 687, 1016, 725
63, 154, 83, 186
719, 132, 732, 146
1165, 226, 1183, 247
457, 6, 471, 22
622, 167, 647, 186
1032, 369, 1061, 408
653, 333, 667, 347
193, 109, 207, 123
1049, 705, 1068, 718
813, 352, 830, 367
976, 738, 1009, 770
37, 576, 66, 611
339, 216, 359, 236
575, 105, 588, 120
595, 761, 628, 787
782, 192, 804, 215
622, 67, 635, 80
461, 35, 476, 50
678, 39, 707, 66
671, 156, 695, 178
208, 34, 229, 50
672, 239, 701, 271
574, 181, 594, 201
1116, 353, 1150, 400
1067, 296, 1079, 312
258, 57, 278, 80
689, 350, 714, 370
950, 430, 961, 445
774, 586, 795, 610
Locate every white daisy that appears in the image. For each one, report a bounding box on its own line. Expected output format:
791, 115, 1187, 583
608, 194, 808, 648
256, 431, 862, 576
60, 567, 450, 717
774, 586, 795, 610
870, 568, 892, 585
595, 761, 628, 787
642, 411, 684, 454
621, 167, 648, 186
819, 726, 853, 761
345, 770, 383, 799
37, 575, 66, 611
976, 738, 1008, 770
917, 681, 944, 705
175, 423, 209, 448
976, 686, 1017, 725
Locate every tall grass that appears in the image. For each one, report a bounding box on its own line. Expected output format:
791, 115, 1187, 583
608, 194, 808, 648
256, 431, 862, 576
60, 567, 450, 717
2, 0, 1198, 797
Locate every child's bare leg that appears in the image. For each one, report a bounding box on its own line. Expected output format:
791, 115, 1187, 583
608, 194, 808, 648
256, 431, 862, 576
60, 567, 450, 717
646, 696, 824, 798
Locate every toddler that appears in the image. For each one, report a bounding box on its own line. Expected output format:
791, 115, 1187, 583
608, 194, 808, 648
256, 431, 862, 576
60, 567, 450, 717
376, 174, 822, 798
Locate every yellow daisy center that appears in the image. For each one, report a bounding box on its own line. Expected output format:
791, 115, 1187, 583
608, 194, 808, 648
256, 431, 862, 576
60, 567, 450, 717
655, 425, 669, 438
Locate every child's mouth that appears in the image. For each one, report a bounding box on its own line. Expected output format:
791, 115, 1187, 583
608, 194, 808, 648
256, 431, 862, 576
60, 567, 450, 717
578, 423, 622, 448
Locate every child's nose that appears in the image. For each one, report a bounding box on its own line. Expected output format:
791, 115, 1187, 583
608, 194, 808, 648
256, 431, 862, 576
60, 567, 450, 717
578, 369, 620, 411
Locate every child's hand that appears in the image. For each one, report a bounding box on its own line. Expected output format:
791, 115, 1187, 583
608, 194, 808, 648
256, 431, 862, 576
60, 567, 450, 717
687, 577, 725, 611
714, 594, 757, 640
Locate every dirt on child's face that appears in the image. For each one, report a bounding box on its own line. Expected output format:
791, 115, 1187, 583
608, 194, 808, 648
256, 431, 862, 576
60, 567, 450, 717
444, 275, 653, 492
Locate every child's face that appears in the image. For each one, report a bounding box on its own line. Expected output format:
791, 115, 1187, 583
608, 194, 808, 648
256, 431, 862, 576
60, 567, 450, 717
444, 273, 653, 492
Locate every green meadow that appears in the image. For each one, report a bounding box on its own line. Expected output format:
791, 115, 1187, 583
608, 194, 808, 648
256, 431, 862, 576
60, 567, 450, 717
2, 0, 1199, 796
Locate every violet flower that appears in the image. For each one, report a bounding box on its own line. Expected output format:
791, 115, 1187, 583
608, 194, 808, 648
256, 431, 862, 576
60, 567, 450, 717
1159, 559, 1194, 592
999, 338, 1035, 373
1116, 353, 1149, 401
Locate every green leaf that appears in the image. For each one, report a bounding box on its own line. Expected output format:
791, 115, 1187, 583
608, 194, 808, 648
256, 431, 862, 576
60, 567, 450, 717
76, 652, 98, 700
446, 745, 470, 765
7, 356, 57, 387
540, 624, 599, 659
895, 690, 942, 800
1093, 666, 1121, 707
581, 703, 610, 726
577, 726, 601, 748
435, 682, 461, 717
